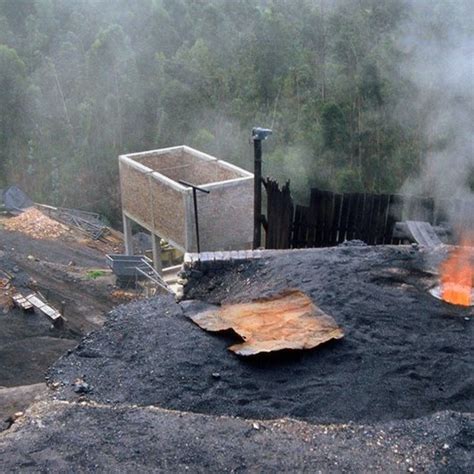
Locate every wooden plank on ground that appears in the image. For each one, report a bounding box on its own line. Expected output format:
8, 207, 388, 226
12, 293, 33, 311
25, 294, 62, 322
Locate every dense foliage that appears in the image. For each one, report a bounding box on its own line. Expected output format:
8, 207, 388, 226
0, 0, 469, 221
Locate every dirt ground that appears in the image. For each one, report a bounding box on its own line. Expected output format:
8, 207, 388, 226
0, 400, 471, 472
0, 384, 48, 430
0, 216, 124, 389
49, 246, 473, 425
1, 245, 473, 471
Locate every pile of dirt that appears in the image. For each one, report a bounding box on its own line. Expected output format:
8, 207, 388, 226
3, 208, 70, 240
49, 246, 473, 424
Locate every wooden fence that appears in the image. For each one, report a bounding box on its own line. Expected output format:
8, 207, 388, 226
265, 181, 473, 249
264, 179, 293, 249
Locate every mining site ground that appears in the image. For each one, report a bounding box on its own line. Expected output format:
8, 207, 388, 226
49, 246, 473, 424
0, 215, 124, 426
1, 243, 473, 471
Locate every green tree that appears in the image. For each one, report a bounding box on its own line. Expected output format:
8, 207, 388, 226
0, 45, 29, 186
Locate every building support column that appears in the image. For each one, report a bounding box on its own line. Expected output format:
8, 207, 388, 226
123, 213, 134, 256
151, 233, 163, 274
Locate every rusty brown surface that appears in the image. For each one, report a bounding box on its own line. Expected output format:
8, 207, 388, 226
190, 289, 344, 356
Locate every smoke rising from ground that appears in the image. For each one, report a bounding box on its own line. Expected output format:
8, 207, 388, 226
398, 0, 474, 225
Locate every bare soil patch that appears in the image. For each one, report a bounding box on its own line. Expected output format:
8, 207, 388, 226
0, 220, 122, 389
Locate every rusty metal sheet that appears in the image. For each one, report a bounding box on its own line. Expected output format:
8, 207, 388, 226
190, 289, 344, 356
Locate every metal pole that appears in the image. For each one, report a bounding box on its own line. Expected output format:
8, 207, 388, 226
253, 138, 262, 249
178, 180, 210, 254
192, 187, 201, 253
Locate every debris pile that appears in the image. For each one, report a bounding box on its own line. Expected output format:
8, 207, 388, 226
41, 205, 107, 240
3, 208, 70, 240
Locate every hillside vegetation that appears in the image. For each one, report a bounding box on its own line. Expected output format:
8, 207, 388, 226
0, 0, 471, 222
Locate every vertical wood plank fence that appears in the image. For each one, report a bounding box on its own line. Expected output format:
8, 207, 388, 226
264, 179, 293, 249
264, 180, 472, 250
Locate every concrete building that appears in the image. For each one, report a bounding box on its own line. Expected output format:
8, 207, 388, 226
119, 145, 254, 270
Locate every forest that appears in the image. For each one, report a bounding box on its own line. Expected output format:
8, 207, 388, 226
0, 0, 472, 223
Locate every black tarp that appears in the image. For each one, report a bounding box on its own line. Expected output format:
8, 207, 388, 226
2, 186, 34, 214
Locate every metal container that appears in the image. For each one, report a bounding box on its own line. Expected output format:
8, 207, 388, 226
106, 254, 152, 278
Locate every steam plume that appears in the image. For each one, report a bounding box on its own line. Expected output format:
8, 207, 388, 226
398, 0, 474, 228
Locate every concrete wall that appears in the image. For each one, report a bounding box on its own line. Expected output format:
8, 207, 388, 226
119, 146, 253, 253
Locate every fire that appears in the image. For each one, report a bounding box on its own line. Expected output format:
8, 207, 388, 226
440, 235, 474, 306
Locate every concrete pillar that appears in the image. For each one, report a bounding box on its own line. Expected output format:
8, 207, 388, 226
123, 214, 133, 255
151, 233, 163, 274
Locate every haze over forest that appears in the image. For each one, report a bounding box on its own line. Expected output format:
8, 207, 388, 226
0, 0, 472, 223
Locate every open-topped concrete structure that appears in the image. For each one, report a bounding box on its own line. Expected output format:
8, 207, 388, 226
119, 146, 254, 270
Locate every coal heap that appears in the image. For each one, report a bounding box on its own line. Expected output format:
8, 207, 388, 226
49, 246, 473, 424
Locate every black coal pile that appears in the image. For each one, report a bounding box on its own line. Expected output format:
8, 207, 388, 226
0, 401, 472, 472
49, 246, 473, 424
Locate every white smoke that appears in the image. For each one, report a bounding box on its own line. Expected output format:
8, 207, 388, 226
398, 0, 474, 228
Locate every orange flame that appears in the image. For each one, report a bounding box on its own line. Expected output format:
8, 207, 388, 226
440, 235, 474, 306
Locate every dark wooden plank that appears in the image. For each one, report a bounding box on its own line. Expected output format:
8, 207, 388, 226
353, 193, 366, 241
337, 193, 351, 243
280, 181, 294, 248
291, 206, 303, 247
312, 189, 326, 247
292, 204, 310, 248
345, 193, 359, 241
376, 194, 390, 245
330, 193, 343, 245
370, 194, 382, 245
367, 194, 380, 245
302, 205, 312, 247
319, 190, 331, 247
265, 179, 294, 249
308, 189, 321, 247
320, 191, 332, 246
362, 193, 375, 244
